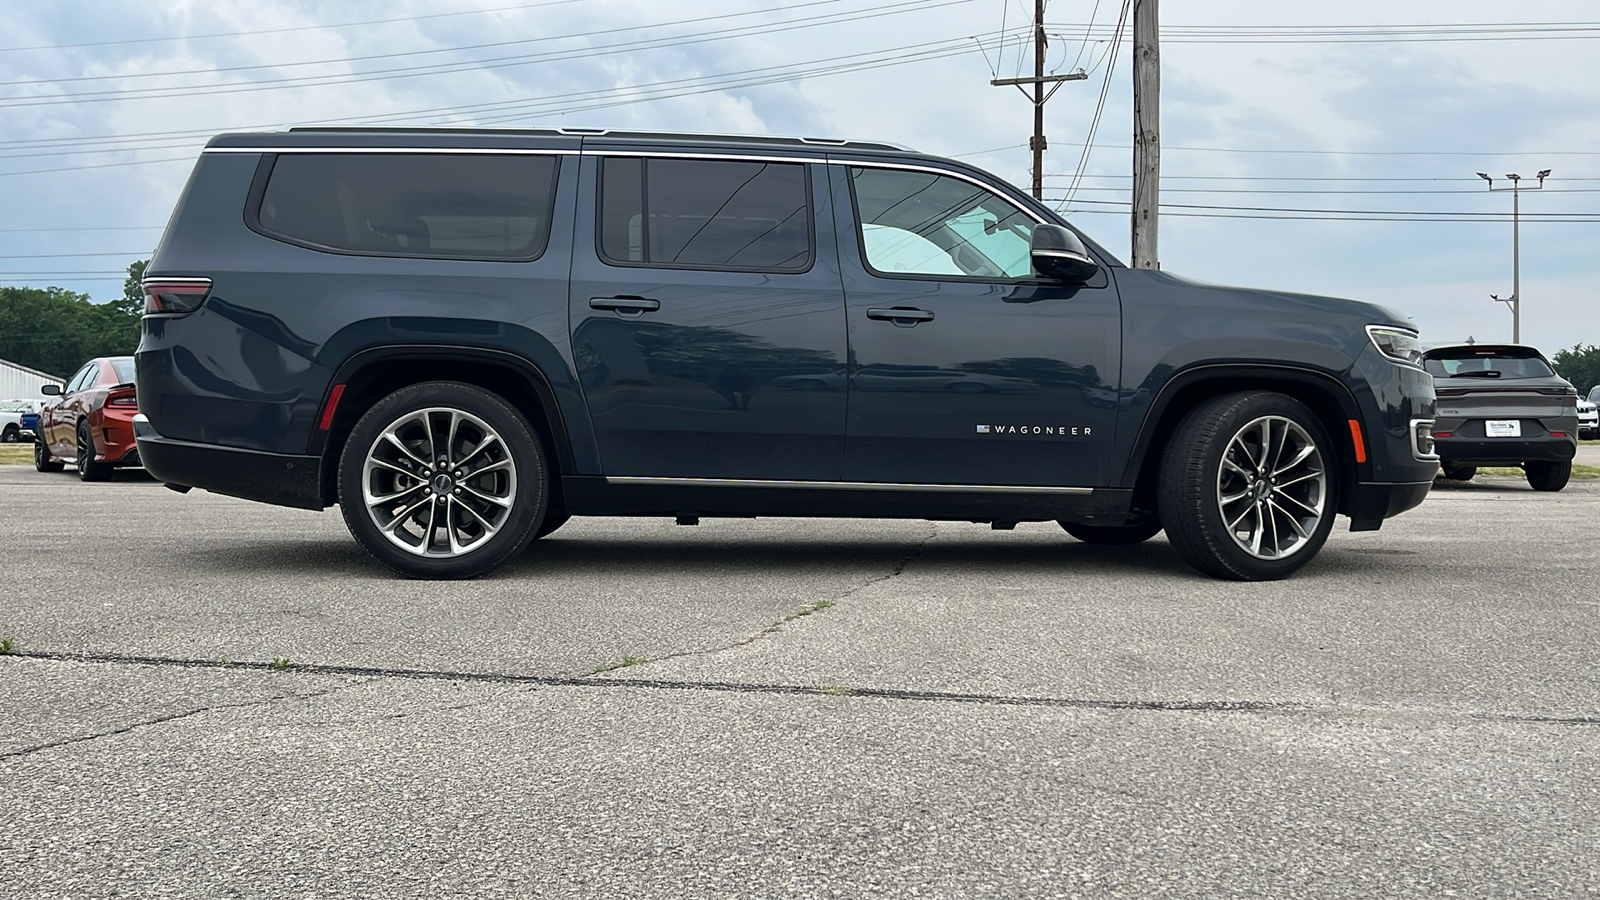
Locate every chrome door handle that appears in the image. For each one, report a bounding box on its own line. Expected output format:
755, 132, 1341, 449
589, 297, 661, 315
866, 307, 935, 327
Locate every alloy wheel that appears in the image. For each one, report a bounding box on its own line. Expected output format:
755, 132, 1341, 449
1214, 415, 1328, 560
360, 407, 518, 558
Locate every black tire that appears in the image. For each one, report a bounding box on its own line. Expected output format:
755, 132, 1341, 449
1157, 391, 1338, 581
1, 424, 17, 443
1525, 460, 1570, 492
533, 511, 571, 539
338, 381, 549, 579
1060, 517, 1163, 545
34, 433, 64, 472
1440, 463, 1476, 481
76, 421, 112, 481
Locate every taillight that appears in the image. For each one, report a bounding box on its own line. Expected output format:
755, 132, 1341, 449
143, 277, 212, 315
107, 389, 138, 408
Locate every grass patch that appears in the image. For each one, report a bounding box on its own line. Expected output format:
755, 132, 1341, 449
1475, 464, 1600, 479
270, 656, 291, 669
591, 654, 649, 674
0, 637, 14, 654
0, 445, 34, 466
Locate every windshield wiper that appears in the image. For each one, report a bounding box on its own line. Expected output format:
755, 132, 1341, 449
1451, 370, 1503, 378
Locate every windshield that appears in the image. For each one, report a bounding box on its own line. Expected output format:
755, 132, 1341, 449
1423, 347, 1554, 379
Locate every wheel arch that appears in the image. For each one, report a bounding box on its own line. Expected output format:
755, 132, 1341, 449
311, 345, 576, 508
1122, 364, 1369, 518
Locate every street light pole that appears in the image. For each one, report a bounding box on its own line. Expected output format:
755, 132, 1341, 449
1478, 169, 1549, 344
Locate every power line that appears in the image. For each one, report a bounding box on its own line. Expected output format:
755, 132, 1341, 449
0, 0, 965, 105
0, 0, 584, 54
1058, 0, 1130, 210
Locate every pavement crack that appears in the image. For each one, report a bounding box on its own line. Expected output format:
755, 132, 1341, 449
10, 650, 1594, 727
591, 523, 939, 674
0, 681, 365, 761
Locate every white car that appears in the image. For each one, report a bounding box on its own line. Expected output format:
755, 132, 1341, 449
1579, 397, 1599, 440
1, 399, 39, 443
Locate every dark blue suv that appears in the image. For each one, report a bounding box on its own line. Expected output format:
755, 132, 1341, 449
136, 127, 1438, 580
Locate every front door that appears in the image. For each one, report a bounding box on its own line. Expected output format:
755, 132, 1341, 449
569, 152, 848, 480
831, 162, 1120, 487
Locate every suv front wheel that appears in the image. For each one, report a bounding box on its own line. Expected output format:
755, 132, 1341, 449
338, 382, 550, 579
1158, 392, 1338, 581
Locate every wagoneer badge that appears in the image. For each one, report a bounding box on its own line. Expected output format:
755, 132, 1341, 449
977, 424, 1093, 436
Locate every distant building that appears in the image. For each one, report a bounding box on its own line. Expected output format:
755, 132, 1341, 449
0, 356, 63, 399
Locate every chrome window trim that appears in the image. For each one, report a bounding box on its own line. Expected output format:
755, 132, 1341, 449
203, 147, 573, 155
828, 159, 1050, 226
583, 149, 822, 165
605, 476, 1092, 495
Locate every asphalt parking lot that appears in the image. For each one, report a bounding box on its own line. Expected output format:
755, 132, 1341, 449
2, 463, 1597, 898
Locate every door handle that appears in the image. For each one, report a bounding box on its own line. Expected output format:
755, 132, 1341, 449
866, 307, 935, 327
590, 296, 661, 315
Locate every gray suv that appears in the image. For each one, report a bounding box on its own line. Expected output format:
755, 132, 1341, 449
1425, 344, 1578, 490
135, 127, 1440, 581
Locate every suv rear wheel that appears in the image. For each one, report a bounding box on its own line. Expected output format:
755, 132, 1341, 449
1440, 463, 1476, 481
1059, 516, 1162, 545
1525, 460, 1570, 492
338, 382, 550, 579
1158, 392, 1337, 581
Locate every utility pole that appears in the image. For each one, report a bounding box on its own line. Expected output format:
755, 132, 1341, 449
1478, 169, 1550, 344
990, 0, 1086, 200
1131, 0, 1159, 268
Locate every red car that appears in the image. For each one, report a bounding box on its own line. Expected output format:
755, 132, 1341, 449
35, 356, 141, 480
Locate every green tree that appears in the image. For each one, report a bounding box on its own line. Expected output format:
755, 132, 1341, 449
113, 259, 149, 319
1551, 343, 1600, 396
0, 259, 146, 377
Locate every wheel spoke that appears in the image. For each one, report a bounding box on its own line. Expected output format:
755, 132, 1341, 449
381, 494, 434, 533
1271, 499, 1311, 539
1275, 490, 1321, 518
382, 432, 431, 468
369, 481, 427, 505
460, 482, 513, 509
452, 495, 500, 535
1221, 457, 1251, 478
455, 434, 500, 471
1273, 442, 1317, 477
1220, 486, 1251, 504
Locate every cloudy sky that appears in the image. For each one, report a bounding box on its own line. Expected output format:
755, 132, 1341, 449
3, 0, 1596, 353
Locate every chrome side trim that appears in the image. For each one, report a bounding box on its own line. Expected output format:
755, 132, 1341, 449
583, 149, 820, 165
202, 147, 573, 155
604, 476, 1092, 495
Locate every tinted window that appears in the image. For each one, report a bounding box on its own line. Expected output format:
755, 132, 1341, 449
599, 157, 811, 271
1424, 347, 1556, 379
257, 153, 559, 260
850, 167, 1035, 279
110, 358, 136, 384
67, 364, 96, 394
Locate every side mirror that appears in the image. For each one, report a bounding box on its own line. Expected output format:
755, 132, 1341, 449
1031, 224, 1100, 284
41, 384, 61, 396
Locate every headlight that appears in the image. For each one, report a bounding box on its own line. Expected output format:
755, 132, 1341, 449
1366, 325, 1425, 368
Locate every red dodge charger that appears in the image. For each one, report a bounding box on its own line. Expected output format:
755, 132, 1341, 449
35, 356, 141, 480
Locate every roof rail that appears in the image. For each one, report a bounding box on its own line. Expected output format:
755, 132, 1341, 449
285, 125, 912, 151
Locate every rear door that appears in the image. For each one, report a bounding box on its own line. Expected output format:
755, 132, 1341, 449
568, 149, 848, 480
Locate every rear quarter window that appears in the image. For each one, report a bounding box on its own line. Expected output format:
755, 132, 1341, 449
252, 153, 561, 260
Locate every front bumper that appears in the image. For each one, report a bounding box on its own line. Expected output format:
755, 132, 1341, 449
134, 415, 325, 510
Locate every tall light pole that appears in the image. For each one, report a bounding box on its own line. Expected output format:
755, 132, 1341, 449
1477, 169, 1550, 344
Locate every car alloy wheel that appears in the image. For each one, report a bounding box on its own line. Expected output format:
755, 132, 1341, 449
1213, 415, 1327, 561
361, 407, 519, 558
1159, 391, 1337, 581
339, 381, 549, 579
